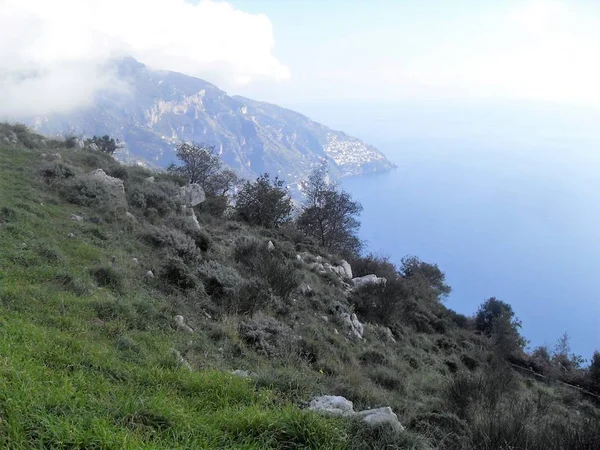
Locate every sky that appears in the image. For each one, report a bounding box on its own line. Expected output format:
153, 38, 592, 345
3, 0, 600, 116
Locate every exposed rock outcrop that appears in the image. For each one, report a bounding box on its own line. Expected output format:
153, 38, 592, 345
179, 184, 206, 207
352, 274, 387, 289
87, 169, 126, 206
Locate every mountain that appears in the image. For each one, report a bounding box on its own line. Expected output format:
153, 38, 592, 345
28, 58, 395, 188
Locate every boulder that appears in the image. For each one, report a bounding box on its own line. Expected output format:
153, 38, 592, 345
339, 312, 364, 340
88, 143, 100, 152
144, 176, 155, 183
174, 315, 194, 333
132, 257, 139, 264
125, 211, 137, 221
87, 169, 126, 206
298, 283, 313, 296
356, 407, 404, 432
267, 240, 275, 252
169, 348, 192, 371
309, 396, 404, 431
340, 260, 353, 279
308, 396, 354, 416
232, 369, 258, 379
352, 274, 387, 289
180, 184, 206, 207
71, 214, 84, 222
75, 139, 85, 149
189, 208, 201, 230
145, 270, 155, 279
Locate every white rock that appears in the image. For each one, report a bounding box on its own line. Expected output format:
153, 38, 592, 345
66, 233, 75, 239
174, 315, 194, 333
144, 176, 155, 183
189, 208, 201, 230
170, 348, 192, 371
125, 211, 136, 221
88, 143, 100, 152
180, 184, 206, 207
87, 169, 126, 206
352, 274, 387, 289
339, 312, 364, 340
145, 270, 155, 279
232, 369, 258, 378
308, 396, 354, 416
356, 407, 404, 432
132, 257, 139, 264
340, 260, 353, 279
71, 214, 84, 222
267, 240, 275, 251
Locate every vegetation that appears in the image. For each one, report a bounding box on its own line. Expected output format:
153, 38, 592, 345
86, 135, 120, 155
1, 124, 599, 449
235, 173, 294, 228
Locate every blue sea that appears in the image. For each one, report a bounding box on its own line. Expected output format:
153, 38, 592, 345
306, 100, 600, 359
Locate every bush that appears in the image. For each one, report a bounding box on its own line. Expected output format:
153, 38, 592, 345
0, 206, 17, 223
60, 177, 113, 206
89, 265, 124, 294
39, 161, 78, 183
234, 237, 300, 299
235, 173, 293, 228
142, 226, 201, 263
129, 181, 181, 218
160, 256, 197, 290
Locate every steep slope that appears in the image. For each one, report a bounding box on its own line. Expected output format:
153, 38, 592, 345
27, 58, 395, 187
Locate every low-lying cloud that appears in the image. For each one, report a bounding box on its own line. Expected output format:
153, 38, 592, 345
0, 0, 289, 117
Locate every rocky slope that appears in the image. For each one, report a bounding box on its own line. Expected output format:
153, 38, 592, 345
27, 58, 395, 188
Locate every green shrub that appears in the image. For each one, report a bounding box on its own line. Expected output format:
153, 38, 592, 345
60, 176, 113, 206
160, 256, 197, 290
39, 161, 78, 183
0, 206, 17, 223
89, 265, 125, 294
129, 181, 180, 217
142, 226, 201, 263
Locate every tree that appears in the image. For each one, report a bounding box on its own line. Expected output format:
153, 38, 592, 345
399, 255, 451, 302
590, 351, 600, 387
552, 332, 585, 372
168, 142, 239, 216
235, 173, 293, 228
296, 163, 363, 256
475, 297, 526, 354
168, 142, 223, 189
86, 135, 119, 155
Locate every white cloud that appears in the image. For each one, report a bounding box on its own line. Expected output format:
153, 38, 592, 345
0, 0, 289, 117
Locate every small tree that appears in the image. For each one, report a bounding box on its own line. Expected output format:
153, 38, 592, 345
168, 142, 239, 216
235, 173, 293, 228
590, 351, 600, 387
168, 142, 222, 189
399, 255, 451, 303
552, 332, 585, 372
297, 163, 363, 256
86, 135, 119, 155
475, 297, 526, 354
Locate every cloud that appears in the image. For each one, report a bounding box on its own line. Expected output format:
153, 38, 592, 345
0, 0, 289, 117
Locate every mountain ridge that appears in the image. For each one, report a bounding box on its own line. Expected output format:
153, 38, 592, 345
26, 57, 395, 188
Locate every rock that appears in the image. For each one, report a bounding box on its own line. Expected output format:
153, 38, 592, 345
53, 152, 61, 160
3, 136, 11, 143
320, 315, 329, 323
309, 396, 404, 431
125, 211, 136, 221
352, 274, 387, 289
382, 327, 396, 344
75, 139, 85, 149
145, 270, 155, 279
299, 283, 313, 296
66, 233, 75, 239
132, 257, 139, 264
39, 139, 47, 148
41, 153, 47, 158
340, 260, 353, 279
144, 176, 155, 183
189, 208, 201, 230
356, 407, 404, 432
267, 240, 275, 252
7, 131, 18, 141
88, 143, 100, 152
339, 312, 364, 340
174, 315, 194, 333
170, 348, 192, 371
71, 214, 84, 222
232, 369, 258, 379
179, 184, 206, 207
308, 396, 354, 416
87, 169, 126, 206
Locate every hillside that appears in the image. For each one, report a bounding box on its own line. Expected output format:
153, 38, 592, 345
0, 124, 599, 449
25, 58, 395, 189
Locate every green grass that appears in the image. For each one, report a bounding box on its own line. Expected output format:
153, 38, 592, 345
0, 144, 354, 449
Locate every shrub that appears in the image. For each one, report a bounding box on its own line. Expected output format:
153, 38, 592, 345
142, 226, 201, 263
160, 256, 197, 290
89, 265, 124, 294
60, 176, 113, 206
235, 173, 293, 228
39, 161, 78, 183
240, 313, 303, 358
129, 181, 181, 218
0, 206, 17, 223
168, 215, 210, 252
86, 135, 119, 155
234, 237, 300, 299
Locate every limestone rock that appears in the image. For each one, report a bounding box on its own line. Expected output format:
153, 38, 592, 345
180, 184, 206, 207
267, 240, 275, 252
340, 260, 353, 279
232, 369, 258, 379
356, 407, 404, 432
352, 274, 387, 289
144, 176, 155, 183
87, 169, 126, 206
174, 315, 194, 333
88, 143, 100, 152
125, 211, 136, 221
132, 257, 139, 264
308, 396, 354, 416
170, 348, 192, 371
71, 214, 84, 222
145, 270, 155, 279
339, 312, 364, 340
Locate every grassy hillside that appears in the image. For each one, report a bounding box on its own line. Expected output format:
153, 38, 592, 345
0, 124, 599, 449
